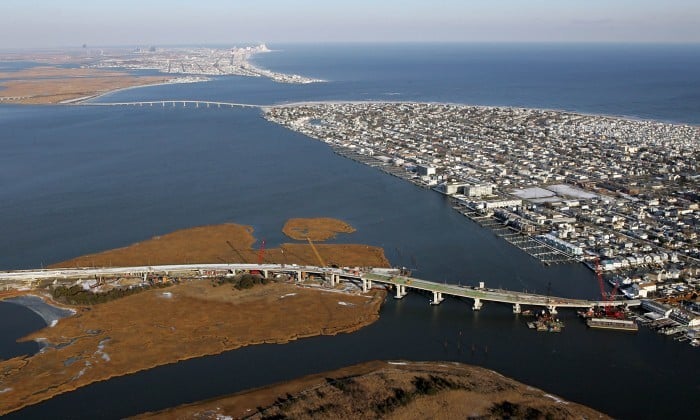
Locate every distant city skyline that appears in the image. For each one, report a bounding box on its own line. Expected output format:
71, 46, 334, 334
1, 0, 699, 48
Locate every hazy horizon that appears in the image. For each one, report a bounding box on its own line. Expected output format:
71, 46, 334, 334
1, 0, 699, 49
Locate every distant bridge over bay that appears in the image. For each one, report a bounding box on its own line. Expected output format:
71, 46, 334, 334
79, 100, 260, 109
0, 264, 639, 314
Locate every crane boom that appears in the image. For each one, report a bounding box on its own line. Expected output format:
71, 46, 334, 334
594, 257, 623, 318
257, 239, 266, 264
306, 237, 326, 267
226, 240, 248, 263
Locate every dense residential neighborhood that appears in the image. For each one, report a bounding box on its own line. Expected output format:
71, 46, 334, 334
265, 102, 700, 300
90, 44, 323, 84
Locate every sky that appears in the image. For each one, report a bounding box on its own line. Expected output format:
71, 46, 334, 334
1, 0, 699, 48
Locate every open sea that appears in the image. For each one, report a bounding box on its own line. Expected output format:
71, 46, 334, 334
1, 43, 699, 419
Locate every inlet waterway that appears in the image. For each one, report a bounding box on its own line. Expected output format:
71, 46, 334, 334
1, 44, 699, 418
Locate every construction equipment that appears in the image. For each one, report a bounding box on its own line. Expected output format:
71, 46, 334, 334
257, 239, 266, 264
594, 257, 623, 318
226, 240, 248, 263
247, 239, 266, 277
306, 237, 326, 267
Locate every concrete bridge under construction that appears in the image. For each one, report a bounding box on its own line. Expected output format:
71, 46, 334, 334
79, 100, 259, 109
0, 264, 639, 314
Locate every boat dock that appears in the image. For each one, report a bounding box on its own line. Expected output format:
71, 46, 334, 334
454, 205, 578, 265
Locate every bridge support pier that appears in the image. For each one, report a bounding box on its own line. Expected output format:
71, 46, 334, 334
513, 303, 521, 314
394, 284, 407, 299
431, 291, 444, 305
330, 274, 339, 287
361, 277, 373, 293
547, 305, 558, 315
472, 298, 482, 311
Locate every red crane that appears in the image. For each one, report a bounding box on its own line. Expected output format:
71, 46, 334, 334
249, 239, 266, 277
594, 257, 623, 318
257, 239, 266, 264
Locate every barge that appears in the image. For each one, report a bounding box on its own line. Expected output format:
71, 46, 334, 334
586, 317, 638, 332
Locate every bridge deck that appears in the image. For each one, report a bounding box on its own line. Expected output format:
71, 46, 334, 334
362, 272, 636, 308
80, 100, 259, 108
0, 263, 639, 310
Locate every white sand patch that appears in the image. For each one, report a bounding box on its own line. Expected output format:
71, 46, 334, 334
544, 394, 569, 404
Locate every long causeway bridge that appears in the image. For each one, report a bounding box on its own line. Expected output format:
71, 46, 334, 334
0, 264, 638, 314
80, 100, 259, 109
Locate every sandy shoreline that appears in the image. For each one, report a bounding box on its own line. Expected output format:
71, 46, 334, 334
2, 295, 75, 326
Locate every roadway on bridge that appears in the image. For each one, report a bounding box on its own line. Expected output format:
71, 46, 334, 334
79, 100, 260, 108
362, 272, 634, 309
0, 263, 639, 311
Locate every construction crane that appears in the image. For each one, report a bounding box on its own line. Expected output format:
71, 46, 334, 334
245, 239, 267, 277
226, 240, 248, 263
594, 257, 623, 318
306, 237, 326, 267
257, 239, 266, 264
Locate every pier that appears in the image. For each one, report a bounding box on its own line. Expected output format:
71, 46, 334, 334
0, 264, 638, 315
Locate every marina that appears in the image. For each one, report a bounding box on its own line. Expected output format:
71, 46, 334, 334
454, 205, 578, 266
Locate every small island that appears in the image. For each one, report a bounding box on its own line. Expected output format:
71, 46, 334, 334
283, 217, 357, 241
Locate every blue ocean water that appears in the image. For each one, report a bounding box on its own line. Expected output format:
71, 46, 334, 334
253, 43, 700, 124
1, 43, 699, 419
97, 43, 700, 125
